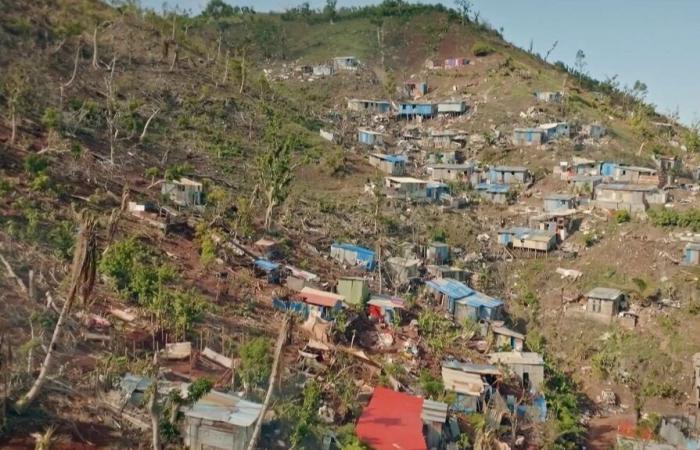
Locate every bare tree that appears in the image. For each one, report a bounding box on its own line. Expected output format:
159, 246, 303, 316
256, 136, 301, 231
3, 67, 30, 145
14, 212, 98, 413
147, 381, 161, 450
103, 57, 120, 164
92, 26, 100, 69
543, 40, 558, 63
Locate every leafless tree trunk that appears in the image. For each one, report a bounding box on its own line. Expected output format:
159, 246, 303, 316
140, 108, 160, 142
222, 50, 230, 85
60, 43, 82, 109
148, 382, 161, 450
14, 214, 97, 413
92, 27, 99, 69
104, 58, 118, 164
239, 51, 246, 94
246, 315, 291, 450
9, 106, 16, 145
169, 45, 178, 72
216, 33, 222, 62
543, 40, 558, 63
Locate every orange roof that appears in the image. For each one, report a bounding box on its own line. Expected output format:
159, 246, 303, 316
294, 287, 344, 308
617, 421, 654, 440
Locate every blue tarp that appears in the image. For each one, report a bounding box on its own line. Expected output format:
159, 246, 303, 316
331, 243, 376, 270
255, 259, 280, 272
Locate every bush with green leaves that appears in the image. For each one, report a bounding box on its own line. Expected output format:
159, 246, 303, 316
472, 41, 495, 56
24, 154, 49, 176
648, 207, 700, 231
615, 210, 631, 223
239, 337, 272, 390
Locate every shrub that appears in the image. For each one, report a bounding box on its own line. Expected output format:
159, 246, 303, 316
24, 154, 49, 176
239, 337, 272, 390
419, 370, 444, 400
41, 107, 61, 130
614, 210, 631, 223
30, 173, 52, 191
472, 41, 495, 57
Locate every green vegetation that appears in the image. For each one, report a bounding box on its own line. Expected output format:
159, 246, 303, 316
614, 210, 631, 223
239, 337, 272, 391
472, 41, 495, 56
648, 207, 700, 231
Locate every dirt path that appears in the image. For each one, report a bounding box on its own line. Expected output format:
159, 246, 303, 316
586, 413, 634, 450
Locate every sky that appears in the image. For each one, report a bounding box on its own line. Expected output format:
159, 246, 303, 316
143, 0, 700, 125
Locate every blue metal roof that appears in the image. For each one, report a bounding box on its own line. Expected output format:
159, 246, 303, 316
476, 183, 510, 193
499, 227, 554, 239
255, 259, 280, 272
331, 243, 375, 260
460, 291, 503, 309
426, 278, 474, 300
381, 154, 407, 163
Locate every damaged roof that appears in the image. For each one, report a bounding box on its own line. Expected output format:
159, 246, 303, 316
183, 390, 262, 427
489, 352, 544, 366
295, 287, 345, 307
441, 367, 485, 397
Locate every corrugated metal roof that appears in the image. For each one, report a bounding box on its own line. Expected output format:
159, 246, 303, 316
499, 227, 556, 242
356, 387, 428, 450
544, 193, 575, 201
421, 399, 448, 423
596, 183, 657, 192
570, 175, 604, 182
358, 128, 383, 135
441, 360, 501, 376
296, 287, 345, 307
489, 351, 544, 366
426, 278, 474, 300
441, 367, 485, 396
476, 183, 510, 193
184, 390, 262, 427
254, 259, 280, 272
491, 325, 525, 340
514, 128, 545, 133
585, 287, 624, 300
331, 243, 375, 260
427, 163, 474, 170
685, 243, 700, 251
372, 153, 407, 163
368, 295, 405, 309
492, 165, 528, 172
460, 291, 503, 309
385, 176, 428, 184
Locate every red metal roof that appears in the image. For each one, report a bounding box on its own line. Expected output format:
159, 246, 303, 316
617, 421, 654, 440
294, 287, 344, 308
356, 387, 427, 450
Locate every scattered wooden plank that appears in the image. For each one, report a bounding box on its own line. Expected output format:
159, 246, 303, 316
109, 308, 136, 323
201, 347, 233, 369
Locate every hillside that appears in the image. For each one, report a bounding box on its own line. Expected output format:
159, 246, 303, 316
1, 1, 700, 449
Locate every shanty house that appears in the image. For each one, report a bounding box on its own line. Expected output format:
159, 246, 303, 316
498, 227, 557, 252
368, 153, 406, 175
398, 102, 437, 118
254, 260, 281, 284
427, 163, 475, 182
489, 166, 531, 185
683, 243, 700, 265
543, 193, 577, 212
529, 211, 575, 241
425, 278, 473, 313
426, 265, 469, 283
489, 352, 545, 391
437, 101, 468, 115
292, 287, 345, 320
254, 238, 281, 259
312, 64, 333, 76
427, 242, 450, 264
513, 128, 546, 146
333, 56, 358, 71
347, 99, 391, 114
426, 181, 449, 202
454, 291, 504, 323
336, 277, 369, 305
594, 183, 667, 213
356, 387, 448, 450
583, 123, 606, 139
161, 178, 204, 208
585, 287, 625, 322
367, 294, 405, 325
182, 390, 262, 450
475, 183, 511, 204
358, 128, 385, 146
610, 165, 659, 185
403, 80, 428, 98
444, 57, 469, 68
425, 130, 465, 149
384, 177, 428, 201
441, 366, 486, 413
386, 256, 421, 285
534, 91, 563, 103
568, 175, 604, 193
539, 122, 570, 140
491, 324, 525, 351
330, 243, 376, 270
